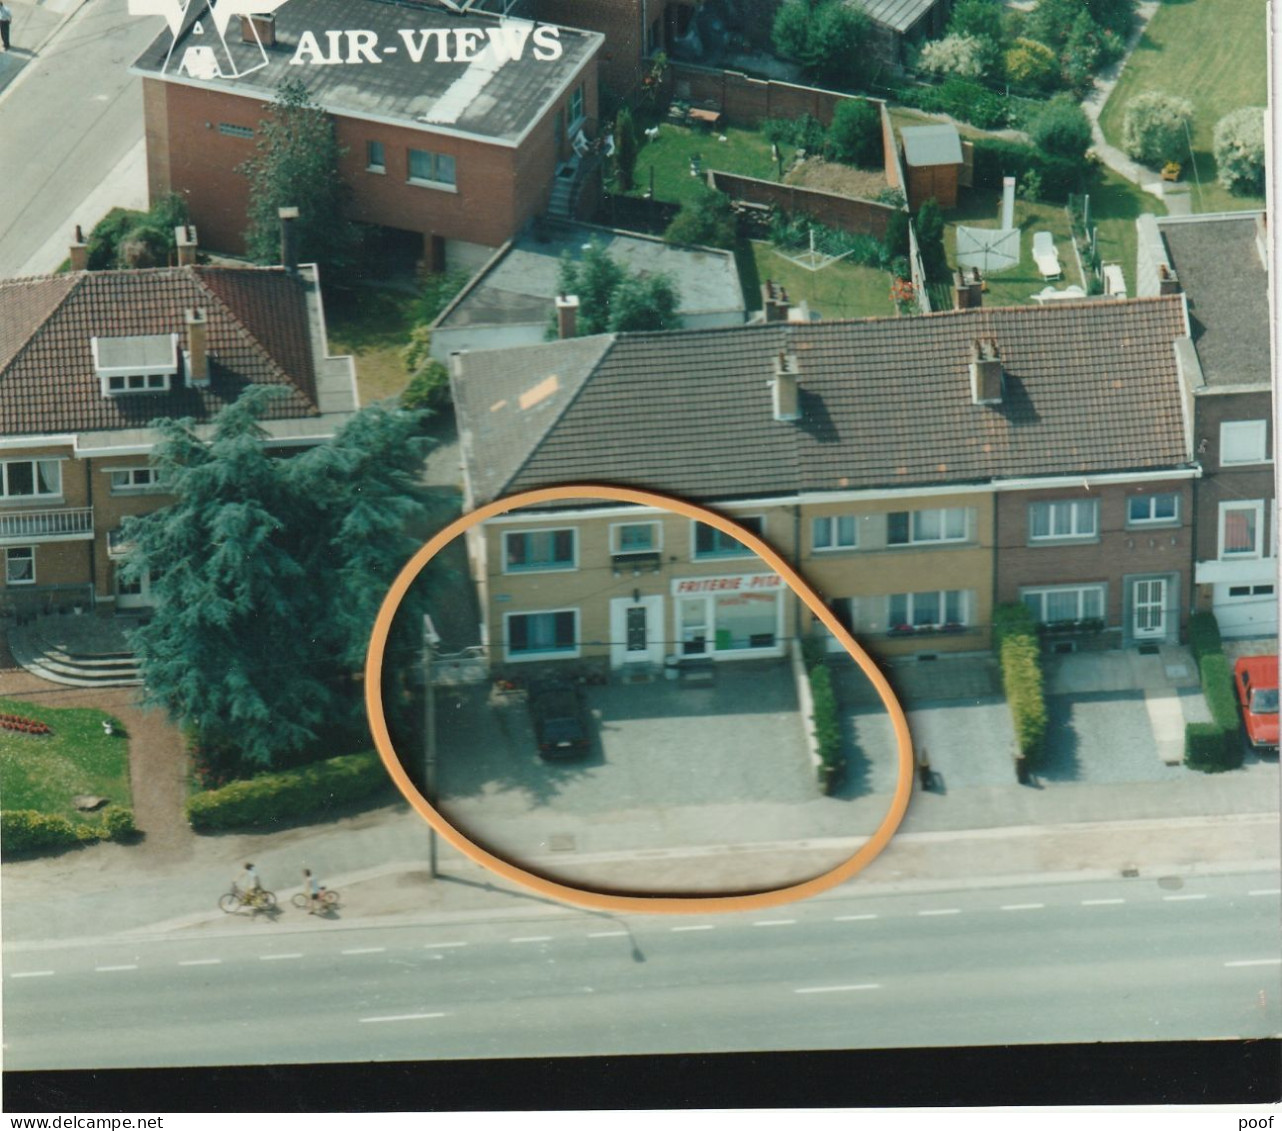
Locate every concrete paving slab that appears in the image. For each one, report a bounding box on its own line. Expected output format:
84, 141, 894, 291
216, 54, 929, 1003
1041, 691, 1180, 784
1144, 691, 1187, 765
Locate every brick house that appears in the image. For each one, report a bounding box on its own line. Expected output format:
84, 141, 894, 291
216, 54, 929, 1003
450, 298, 1195, 674
1136, 211, 1276, 639
132, 0, 603, 269
0, 264, 357, 617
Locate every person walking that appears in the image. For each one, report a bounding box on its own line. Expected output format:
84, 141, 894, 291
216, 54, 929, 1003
0, 4, 13, 52
302, 867, 321, 915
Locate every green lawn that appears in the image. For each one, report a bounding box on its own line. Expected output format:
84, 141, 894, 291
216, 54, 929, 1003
747, 240, 896, 320
1088, 168, 1168, 295
0, 698, 131, 823
326, 285, 421, 405
1098, 0, 1267, 213
630, 123, 798, 207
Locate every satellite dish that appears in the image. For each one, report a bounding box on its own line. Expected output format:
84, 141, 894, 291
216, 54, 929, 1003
955, 225, 1020, 274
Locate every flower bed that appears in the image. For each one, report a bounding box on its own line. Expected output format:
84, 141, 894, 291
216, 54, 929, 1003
0, 712, 52, 736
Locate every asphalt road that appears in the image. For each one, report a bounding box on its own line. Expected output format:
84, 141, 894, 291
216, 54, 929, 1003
5, 870, 1279, 1069
0, 0, 160, 276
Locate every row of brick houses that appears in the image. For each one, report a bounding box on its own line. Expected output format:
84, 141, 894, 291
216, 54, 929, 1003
451, 296, 1206, 671
0, 261, 358, 617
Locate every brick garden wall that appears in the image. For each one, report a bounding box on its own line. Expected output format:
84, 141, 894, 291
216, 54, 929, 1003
708, 172, 898, 239
665, 62, 883, 130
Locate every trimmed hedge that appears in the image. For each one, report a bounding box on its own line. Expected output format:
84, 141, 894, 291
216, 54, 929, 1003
185, 751, 390, 832
1184, 722, 1241, 773
1, 805, 137, 858
1188, 610, 1223, 668
970, 136, 1084, 202
1182, 611, 1245, 772
809, 664, 842, 770
1200, 652, 1239, 732
992, 602, 1047, 765
993, 601, 1038, 650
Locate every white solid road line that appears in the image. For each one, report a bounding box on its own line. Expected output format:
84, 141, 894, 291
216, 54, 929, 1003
753, 920, 797, 927
1163, 894, 1208, 901
795, 984, 881, 994
1249, 889, 1282, 896
10, 971, 54, 978
1082, 898, 1125, 905
509, 936, 552, 943
178, 959, 221, 967
1000, 903, 1045, 911
587, 931, 628, 938
1225, 959, 1282, 967
671, 924, 714, 932
918, 909, 961, 916
342, 947, 386, 955
833, 914, 878, 921
423, 941, 467, 949
359, 1012, 448, 1024
95, 965, 138, 972
260, 953, 304, 961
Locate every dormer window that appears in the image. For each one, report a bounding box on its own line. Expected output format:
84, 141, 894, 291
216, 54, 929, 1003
92, 334, 179, 397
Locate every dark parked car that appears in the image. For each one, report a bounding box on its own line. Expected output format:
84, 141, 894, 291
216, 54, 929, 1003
529, 680, 591, 759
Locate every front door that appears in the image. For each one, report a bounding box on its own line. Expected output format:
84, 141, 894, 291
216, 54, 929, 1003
609, 595, 664, 668
1132, 578, 1166, 639
116, 567, 151, 609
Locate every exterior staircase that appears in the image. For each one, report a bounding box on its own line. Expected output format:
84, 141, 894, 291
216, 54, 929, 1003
548, 171, 576, 219
7, 616, 142, 687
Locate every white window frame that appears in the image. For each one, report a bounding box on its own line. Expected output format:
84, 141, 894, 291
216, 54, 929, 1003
1029, 498, 1098, 541
1020, 584, 1106, 624
887, 507, 968, 546
407, 147, 457, 190
107, 467, 165, 495
568, 83, 585, 129
106, 373, 169, 394
0, 458, 62, 501
812, 514, 858, 552
1126, 492, 1180, 527
503, 608, 580, 662
366, 139, 386, 173
887, 589, 968, 630
5, 546, 35, 586
1218, 500, 1265, 560
691, 515, 764, 560
1220, 420, 1269, 467
610, 521, 662, 555
502, 528, 578, 574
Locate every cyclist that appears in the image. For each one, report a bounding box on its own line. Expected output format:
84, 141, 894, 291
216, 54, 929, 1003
235, 862, 263, 908
302, 867, 322, 915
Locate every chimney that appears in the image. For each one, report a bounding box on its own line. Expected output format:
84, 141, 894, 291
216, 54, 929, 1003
970, 338, 1003, 405
278, 206, 299, 273
241, 13, 276, 47
1157, 262, 1181, 296
69, 224, 88, 272
770, 351, 801, 422
953, 267, 983, 310
175, 224, 198, 267
185, 308, 209, 386
555, 293, 580, 339
761, 279, 790, 323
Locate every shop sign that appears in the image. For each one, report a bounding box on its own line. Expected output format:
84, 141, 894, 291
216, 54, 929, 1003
671, 573, 782, 596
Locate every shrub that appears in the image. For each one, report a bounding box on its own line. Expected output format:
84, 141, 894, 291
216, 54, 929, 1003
913, 198, 948, 281
1120, 91, 1193, 167
1200, 652, 1239, 734
826, 99, 883, 169
1030, 93, 1093, 162
97, 805, 137, 842
116, 225, 171, 269
949, 0, 1007, 46
763, 113, 827, 155
1187, 610, 1223, 668
184, 751, 390, 832
1184, 722, 1242, 773
800, 632, 828, 672
970, 135, 1083, 201
665, 187, 738, 250
1001, 634, 1047, 760
918, 33, 987, 80
87, 210, 146, 271
882, 209, 910, 263
1005, 37, 1059, 92
1, 810, 97, 857
402, 359, 451, 411
614, 105, 639, 192
1213, 107, 1266, 197
809, 663, 844, 785
772, 0, 872, 88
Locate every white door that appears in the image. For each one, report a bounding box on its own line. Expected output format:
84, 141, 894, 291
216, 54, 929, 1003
609, 595, 664, 668
1132, 578, 1166, 639
116, 568, 152, 609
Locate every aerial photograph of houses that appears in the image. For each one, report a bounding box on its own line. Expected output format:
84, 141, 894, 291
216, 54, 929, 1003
0, 0, 1277, 1112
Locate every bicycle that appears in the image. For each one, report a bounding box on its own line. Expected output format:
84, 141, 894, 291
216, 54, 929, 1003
291, 887, 340, 912
218, 887, 277, 914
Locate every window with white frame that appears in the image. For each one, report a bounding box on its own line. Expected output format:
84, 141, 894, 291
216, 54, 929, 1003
5, 547, 35, 585
812, 514, 857, 551
506, 610, 578, 658
106, 373, 169, 393
693, 516, 763, 559
612, 522, 660, 554
1, 459, 61, 500
1219, 500, 1265, 559
1126, 493, 1179, 526
1220, 420, 1269, 466
108, 467, 165, 494
503, 529, 576, 572
888, 589, 967, 630
887, 507, 968, 546
366, 140, 386, 173
1029, 499, 1098, 540
408, 148, 456, 187
1021, 584, 1105, 624
568, 83, 585, 126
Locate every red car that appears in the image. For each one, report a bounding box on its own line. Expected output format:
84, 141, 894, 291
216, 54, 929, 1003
1233, 655, 1278, 753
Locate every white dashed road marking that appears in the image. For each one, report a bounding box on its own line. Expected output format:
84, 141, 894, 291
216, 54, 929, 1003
260, 953, 304, 961
587, 931, 627, 938
795, 984, 881, 994
342, 947, 386, 955
1249, 889, 1281, 897
1163, 894, 1208, 902
179, 959, 221, 967
833, 914, 878, 922
95, 965, 138, 972
1001, 904, 1045, 911
359, 1012, 448, 1024
10, 971, 54, 978
1225, 959, 1282, 968
423, 941, 467, 949
671, 925, 714, 932
510, 936, 552, 944
918, 909, 961, 917
753, 920, 796, 927
1082, 899, 1125, 906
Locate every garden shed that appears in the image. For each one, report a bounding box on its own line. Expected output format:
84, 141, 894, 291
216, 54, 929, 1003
899, 122, 963, 209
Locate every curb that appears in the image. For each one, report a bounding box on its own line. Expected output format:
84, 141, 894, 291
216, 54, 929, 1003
0, 0, 94, 112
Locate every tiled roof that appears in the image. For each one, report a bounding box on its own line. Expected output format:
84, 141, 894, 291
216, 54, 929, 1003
455, 298, 1192, 505
0, 266, 320, 437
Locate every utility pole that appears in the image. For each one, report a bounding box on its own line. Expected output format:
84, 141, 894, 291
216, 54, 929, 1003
422, 615, 438, 879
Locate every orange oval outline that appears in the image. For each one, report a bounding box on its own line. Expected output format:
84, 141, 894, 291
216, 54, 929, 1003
365, 483, 914, 914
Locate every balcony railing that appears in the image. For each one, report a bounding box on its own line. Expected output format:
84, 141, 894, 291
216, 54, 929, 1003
0, 507, 94, 544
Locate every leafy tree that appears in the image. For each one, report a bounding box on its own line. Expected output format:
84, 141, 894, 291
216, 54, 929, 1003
116, 226, 171, 269
240, 78, 360, 284
609, 272, 681, 332
548, 240, 682, 336
913, 198, 948, 281
948, 0, 1006, 46
401, 325, 452, 410
665, 186, 738, 249
772, 0, 871, 87
1213, 106, 1266, 196
825, 99, 884, 168
1120, 90, 1193, 167
1083, 0, 1136, 38
1061, 8, 1105, 91
882, 209, 910, 265
614, 105, 639, 192
1024, 0, 1081, 53
772, 0, 813, 63
123, 388, 437, 768
1004, 37, 1059, 91
85, 195, 191, 271
1030, 94, 1093, 162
